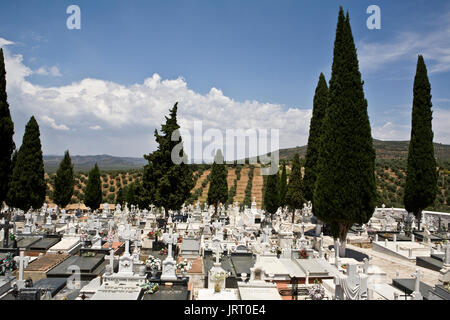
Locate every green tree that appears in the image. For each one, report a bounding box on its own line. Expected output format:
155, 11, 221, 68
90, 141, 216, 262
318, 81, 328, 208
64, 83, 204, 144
116, 187, 125, 206
207, 149, 228, 216
404, 55, 437, 228
143, 103, 194, 215
303, 73, 328, 202
278, 161, 288, 207
263, 168, 279, 221
53, 150, 75, 208
7, 116, 46, 210
0, 48, 15, 206
313, 8, 376, 255
286, 153, 305, 223
85, 164, 102, 210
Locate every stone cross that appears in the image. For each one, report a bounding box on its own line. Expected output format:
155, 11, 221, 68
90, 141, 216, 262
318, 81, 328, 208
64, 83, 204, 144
104, 249, 117, 274
411, 269, 423, 300
215, 245, 221, 265
14, 251, 30, 285
163, 228, 177, 259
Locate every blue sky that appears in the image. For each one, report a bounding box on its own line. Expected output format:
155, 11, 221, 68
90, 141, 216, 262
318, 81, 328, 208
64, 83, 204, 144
1, 0, 450, 159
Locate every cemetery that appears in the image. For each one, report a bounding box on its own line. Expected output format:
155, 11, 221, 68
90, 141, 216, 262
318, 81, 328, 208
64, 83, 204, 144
0, 196, 449, 301
0, 2, 449, 309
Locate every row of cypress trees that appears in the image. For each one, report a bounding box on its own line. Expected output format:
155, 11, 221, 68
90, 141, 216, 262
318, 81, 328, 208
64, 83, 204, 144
302, 7, 437, 255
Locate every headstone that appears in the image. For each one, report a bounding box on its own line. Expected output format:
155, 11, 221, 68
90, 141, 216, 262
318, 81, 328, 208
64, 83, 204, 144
411, 269, 423, 300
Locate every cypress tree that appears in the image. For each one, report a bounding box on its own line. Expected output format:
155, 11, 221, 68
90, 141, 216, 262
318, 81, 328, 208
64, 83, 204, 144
404, 55, 437, 227
116, 187, 125, 206
263, 168, 279, 221
286, 153, 305, 223
303, 73, 328, 202
85, 163, 102, 210
53, 150, 74, 209
7, 116, 46, 210
313, 8, 376, 254
143, 103, 194, 215
278, 161, 287, 207
207, 149, 228, 216
0, 48, 15, 206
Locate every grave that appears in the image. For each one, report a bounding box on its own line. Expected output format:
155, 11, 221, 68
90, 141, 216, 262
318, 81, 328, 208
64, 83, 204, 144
47, 236, 81, 255
46, 253, 109, 280
392, 277, 431, 300
141, 281, 189, 301
23, 254, 70, 282
372, 238, 430, 261
32, 277, 67, 297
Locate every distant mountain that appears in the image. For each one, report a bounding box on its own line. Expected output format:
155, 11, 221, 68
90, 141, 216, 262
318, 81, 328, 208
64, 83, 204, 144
249, 139, 450, 162
44, 154, 147, 172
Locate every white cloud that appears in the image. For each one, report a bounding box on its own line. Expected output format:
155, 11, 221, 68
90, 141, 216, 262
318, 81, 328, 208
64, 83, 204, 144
40, 115, 69, 131
34, 65, 62, 77
0, 38, 14, 48
1, 39, 311, 158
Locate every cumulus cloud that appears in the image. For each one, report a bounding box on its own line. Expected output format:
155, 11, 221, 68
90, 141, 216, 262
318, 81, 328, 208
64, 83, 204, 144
34, 66, 62, 77
1, 40, 311, 158
40, 115, 69, 131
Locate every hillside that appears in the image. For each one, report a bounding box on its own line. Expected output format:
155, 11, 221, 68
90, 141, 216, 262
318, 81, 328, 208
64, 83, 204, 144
273, 139, 450, 161
44, 154, 147, 172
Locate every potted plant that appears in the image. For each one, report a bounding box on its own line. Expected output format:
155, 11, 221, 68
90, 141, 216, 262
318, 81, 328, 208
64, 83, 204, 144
146, 255, 162, 278
176, 259, 192, 278
213, 271, 230, 293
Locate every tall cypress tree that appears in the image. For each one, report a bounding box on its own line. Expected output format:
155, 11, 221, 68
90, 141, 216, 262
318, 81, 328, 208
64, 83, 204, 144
0, 48, 15, 206
143, 103, 194, 215
53, 150, 74, 209
286, 153, 305, 223
85, 163, 102, 210
7, 116, 46, 210
303, 73, 328, 202
263, 168, 279, 221
314, 8, 376, 254
207, 149, 228, 216
116, 187, 125, 206
278, 161, 287, 207
404, 56, 437, 227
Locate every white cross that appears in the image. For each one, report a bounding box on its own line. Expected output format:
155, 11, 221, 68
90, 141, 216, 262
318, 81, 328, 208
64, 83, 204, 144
412, 269, 423, 294
105, 249, 117, 273
14, 251, 30, 281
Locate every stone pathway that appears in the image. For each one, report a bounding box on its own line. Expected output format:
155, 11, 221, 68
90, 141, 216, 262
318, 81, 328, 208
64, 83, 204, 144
322, 236, 440, 286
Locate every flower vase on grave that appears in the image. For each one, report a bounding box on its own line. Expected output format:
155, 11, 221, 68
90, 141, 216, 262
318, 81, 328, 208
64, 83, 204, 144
151, 269, 158, 279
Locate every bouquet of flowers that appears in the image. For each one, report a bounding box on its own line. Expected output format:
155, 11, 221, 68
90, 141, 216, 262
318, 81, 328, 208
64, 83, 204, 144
176, 259, 193, 272
159, 248, 168, 255
298, 249, 309, 259
0, 253, 14, 275
141, 280, 159, 294
146, 255, 162, 270
308, 282, 325, 300
147, 231, 155, 239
